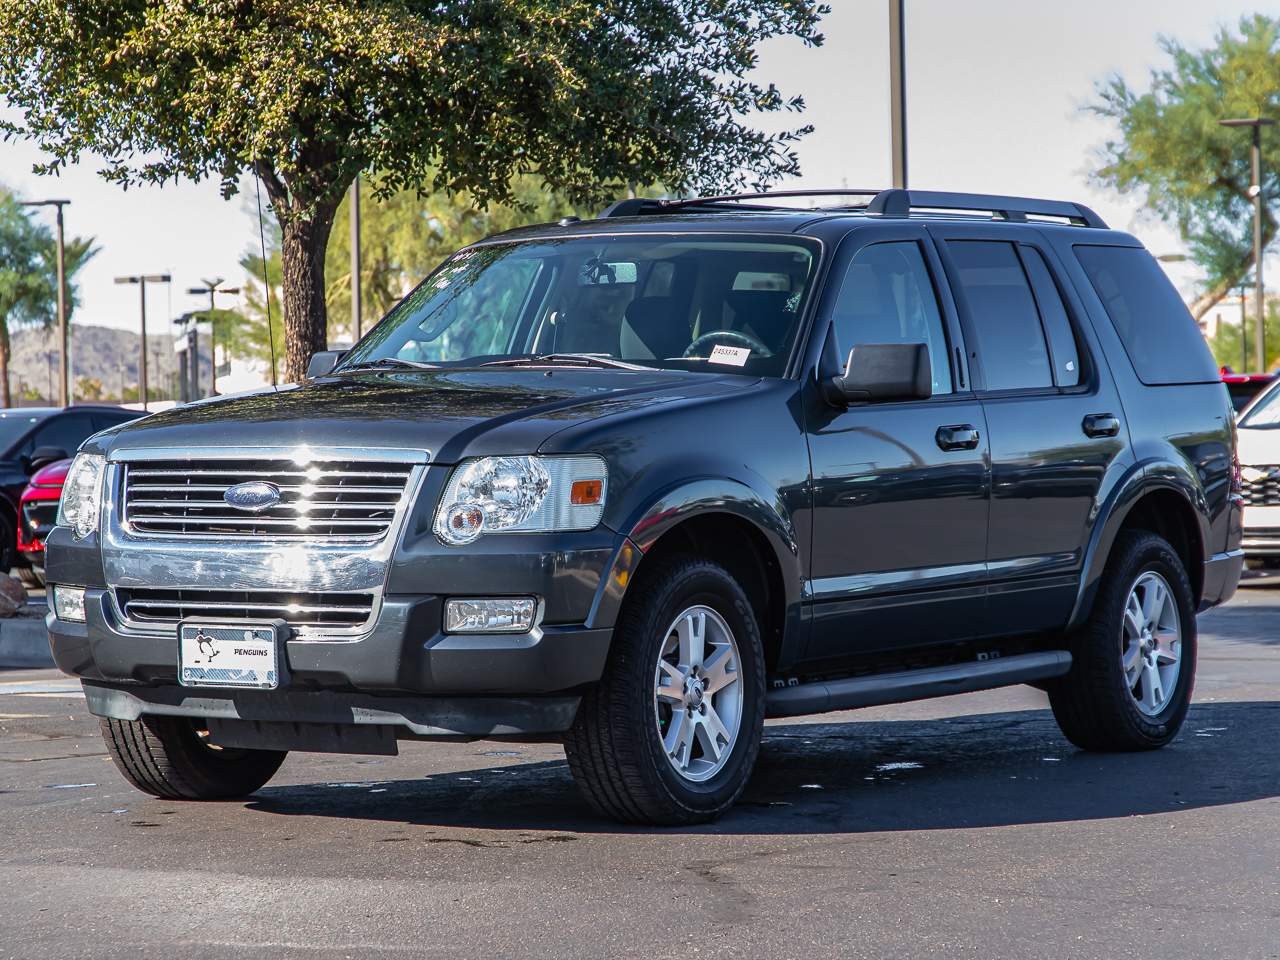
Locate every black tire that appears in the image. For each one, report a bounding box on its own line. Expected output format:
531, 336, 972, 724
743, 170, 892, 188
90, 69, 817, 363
0, 513, 16, 575
1049, 531, 1197, 751
99, 716, 286, 800
564, 555, 766, 825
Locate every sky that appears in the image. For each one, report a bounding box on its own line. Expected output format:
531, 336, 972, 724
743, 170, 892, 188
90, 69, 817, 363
0, 0, 1270, 335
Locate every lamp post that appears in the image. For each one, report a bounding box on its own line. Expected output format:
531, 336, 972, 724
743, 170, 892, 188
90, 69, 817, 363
186, 278, 240, 396
18, 199, 70, 407
888, 0, 907, 188
1219, 117, 1274, 371
114, 274, 171, 411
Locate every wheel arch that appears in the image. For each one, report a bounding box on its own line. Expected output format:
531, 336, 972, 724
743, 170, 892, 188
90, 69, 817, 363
1068, 464, 1208, 630
588, 479, 804, 674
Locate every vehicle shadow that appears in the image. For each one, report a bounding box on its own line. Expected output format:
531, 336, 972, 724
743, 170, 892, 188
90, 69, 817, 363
246, 700, 1280, 835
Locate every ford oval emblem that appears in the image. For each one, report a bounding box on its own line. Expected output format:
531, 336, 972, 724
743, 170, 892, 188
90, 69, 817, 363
223, 481, 282, 512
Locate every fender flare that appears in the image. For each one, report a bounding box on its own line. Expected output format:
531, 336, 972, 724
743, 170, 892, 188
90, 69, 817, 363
1067, 458, 1209, 630
585, 477, 804, 639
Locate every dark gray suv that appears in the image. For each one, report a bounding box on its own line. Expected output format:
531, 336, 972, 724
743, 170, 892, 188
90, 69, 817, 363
45, 189, 1242, 825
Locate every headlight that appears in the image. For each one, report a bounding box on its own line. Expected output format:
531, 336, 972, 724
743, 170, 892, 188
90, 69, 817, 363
56, 453, 106, 540
434, 455, 607, 544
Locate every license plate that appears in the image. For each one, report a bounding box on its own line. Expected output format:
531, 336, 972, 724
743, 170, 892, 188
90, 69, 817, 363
178, 622, 281, 690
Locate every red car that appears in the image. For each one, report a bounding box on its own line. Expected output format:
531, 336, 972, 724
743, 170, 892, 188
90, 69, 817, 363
1221, 369, 1277, 411
17, 457, 69, 585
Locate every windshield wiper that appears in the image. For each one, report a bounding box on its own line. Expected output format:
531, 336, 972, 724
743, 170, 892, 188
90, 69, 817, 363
339, 357, 440, 373
481, 353, 652, 371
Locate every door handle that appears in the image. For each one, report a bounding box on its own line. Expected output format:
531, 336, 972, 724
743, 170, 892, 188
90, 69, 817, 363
1082, 413, 1121, 438
936, 424, 981, 451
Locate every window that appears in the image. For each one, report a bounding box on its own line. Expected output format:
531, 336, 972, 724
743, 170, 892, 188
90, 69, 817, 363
342, 237, 819, 377
25, 414, 95, 457
948, 240, 1052, 392
1019, 246, 1081, 387
1075, 245, 1219, 385
830, 242, 952, 395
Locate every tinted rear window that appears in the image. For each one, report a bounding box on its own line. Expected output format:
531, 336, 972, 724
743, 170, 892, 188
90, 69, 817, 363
1074, 245, 1217, 385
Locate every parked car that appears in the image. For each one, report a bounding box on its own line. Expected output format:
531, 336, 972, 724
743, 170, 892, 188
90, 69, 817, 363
16, 456, 70, 585
0, 406, 141, 577
1232, 377, 1280, 562
46, 189, 1242, 825
1221, 370, 1276, 412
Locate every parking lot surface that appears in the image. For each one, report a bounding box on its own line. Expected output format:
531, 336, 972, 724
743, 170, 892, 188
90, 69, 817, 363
2, 586, 1279, 960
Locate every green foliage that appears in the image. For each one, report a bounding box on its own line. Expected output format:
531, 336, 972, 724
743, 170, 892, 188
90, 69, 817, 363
325, 173, 607, 338
75, 376, 104, 401
1208, 298, 1280, 372
1090, 15, 1280, 316
236, 241, 287, 385
0, 1, 827, 380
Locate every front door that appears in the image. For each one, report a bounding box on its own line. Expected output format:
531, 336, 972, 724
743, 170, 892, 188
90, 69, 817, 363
803, 226, 991, 667
930, 225, 1131, 633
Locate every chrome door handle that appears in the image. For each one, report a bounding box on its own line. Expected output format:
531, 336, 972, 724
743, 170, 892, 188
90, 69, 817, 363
1083, 413, 1120, 438
936, 424, 981, 451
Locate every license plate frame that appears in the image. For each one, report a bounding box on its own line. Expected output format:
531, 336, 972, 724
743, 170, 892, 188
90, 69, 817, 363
177, 619, 287, 690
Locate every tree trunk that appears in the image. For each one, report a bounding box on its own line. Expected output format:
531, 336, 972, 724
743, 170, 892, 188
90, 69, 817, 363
279, 205, 337, 383
0, 322, 11, 409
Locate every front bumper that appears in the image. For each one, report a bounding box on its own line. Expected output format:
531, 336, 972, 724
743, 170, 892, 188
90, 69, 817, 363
47, 588, 612, 696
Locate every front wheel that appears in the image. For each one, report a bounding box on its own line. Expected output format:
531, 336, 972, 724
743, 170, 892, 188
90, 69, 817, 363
564, 555, 766, 825
100, 716, 286, 800
1049, 531, 1197, 751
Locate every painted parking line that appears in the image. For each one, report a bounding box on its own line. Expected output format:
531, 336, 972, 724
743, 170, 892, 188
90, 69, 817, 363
0, 680, 83, 696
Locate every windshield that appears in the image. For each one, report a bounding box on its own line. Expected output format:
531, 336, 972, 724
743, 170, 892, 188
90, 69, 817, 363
0, 413, 45, 457
1241, 381, 1280, 428
339, 236, 819, 377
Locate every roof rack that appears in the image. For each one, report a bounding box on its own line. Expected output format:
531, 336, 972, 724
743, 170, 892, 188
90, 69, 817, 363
599, 188, 1108, 229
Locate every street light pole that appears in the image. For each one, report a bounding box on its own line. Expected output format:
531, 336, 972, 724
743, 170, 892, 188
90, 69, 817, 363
18, 199, 70, 407
187, 278, 240, 397
115, 274, 171, 412
888, 0, 908, 189
1220, 117, 1274, 371
351, 175, 363, 341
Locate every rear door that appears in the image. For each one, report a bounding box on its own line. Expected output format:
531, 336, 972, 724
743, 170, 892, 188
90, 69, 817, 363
802, 224, 991, 665
930, 224, 1130, 633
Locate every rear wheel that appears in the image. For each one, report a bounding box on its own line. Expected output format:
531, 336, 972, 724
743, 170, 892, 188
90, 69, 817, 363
1049, 531, 1197, 751
564, 555, 765, 825
99, 716, 286, 800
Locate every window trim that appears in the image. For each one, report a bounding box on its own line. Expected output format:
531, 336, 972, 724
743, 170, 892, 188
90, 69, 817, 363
1015, 243, 1094, 395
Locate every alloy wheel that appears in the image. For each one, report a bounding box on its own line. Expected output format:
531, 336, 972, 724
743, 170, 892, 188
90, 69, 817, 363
1120, 570, 1183, 717
653, 605, 743, 782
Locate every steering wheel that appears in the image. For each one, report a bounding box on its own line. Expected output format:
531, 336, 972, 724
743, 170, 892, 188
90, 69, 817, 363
682, 328, 772, 360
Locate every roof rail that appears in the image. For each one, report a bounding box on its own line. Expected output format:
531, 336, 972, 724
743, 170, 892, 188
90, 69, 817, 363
865, 189, 1108, 228
599, 189, 882, 219
598, 188, 1109, 228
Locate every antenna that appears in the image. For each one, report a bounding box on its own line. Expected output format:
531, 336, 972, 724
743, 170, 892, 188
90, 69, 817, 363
253, 165, 279, 388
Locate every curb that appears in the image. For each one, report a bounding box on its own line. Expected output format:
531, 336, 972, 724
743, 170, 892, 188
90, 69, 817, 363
0, 614, 54, 668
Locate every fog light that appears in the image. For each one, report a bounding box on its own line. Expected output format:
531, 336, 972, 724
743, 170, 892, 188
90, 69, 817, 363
444, 597, 538, 634
52, 586, 86, 623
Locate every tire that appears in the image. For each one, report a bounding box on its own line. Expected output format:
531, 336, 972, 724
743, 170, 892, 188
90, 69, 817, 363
1049, 530, 1197, 751
564, 555, 766, 825
0, 513, 16, 575
99, 716, 286, 800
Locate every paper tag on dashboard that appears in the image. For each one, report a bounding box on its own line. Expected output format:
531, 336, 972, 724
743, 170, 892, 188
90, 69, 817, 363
708, 345, 750, 367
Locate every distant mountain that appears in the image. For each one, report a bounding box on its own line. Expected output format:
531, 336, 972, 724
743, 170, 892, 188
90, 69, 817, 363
8, 324, 210, 403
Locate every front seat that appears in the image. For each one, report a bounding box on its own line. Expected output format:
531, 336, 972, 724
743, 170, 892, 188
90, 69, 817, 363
724, 290, 796, 350
620, 297, 691, 360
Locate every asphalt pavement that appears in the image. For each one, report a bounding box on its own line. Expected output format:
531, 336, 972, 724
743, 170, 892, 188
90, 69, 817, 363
2, 586, 1279, 959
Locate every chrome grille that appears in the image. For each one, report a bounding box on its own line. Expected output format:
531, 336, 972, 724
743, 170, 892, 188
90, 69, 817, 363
1241, 466, 1280, 506
122, 457, 413, 539
116, 588, 375, 629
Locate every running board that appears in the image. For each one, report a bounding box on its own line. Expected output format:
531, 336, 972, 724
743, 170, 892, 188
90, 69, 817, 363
765, 650, 1073, 719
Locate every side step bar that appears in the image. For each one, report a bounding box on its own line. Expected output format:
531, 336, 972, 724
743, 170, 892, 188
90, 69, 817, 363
765, 650, 1072, 719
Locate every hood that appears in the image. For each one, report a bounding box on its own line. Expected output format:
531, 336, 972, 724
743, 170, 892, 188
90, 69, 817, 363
29, 458, 71, 487
93, 368, 745, 464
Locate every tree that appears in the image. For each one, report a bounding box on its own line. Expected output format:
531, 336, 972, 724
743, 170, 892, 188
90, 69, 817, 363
0, 188, 97, 406
75, 376, 104, 401
1089, 15, 1280, 319
1208, 297, 1280, 372
0, 2, 828, 382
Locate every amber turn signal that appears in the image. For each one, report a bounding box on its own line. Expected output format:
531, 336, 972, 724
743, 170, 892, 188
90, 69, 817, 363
570, 478, 604, 505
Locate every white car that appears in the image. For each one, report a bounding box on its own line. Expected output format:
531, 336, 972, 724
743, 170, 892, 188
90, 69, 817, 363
1236, 380, 1280, 559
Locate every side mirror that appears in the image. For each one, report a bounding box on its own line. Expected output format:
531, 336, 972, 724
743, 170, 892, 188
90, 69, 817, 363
28, 446, 69, 474
825, 342, 932, 406
306, 350, 347, 379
